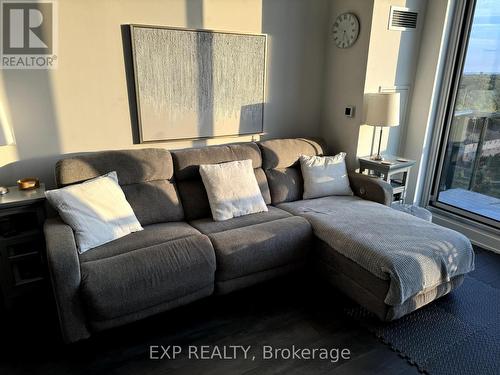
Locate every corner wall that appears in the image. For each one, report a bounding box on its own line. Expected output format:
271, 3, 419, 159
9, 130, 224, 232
321, 0, 427, 170
360, 0, 426, 159
321, 0, 374, 169
403, 0, 456, 203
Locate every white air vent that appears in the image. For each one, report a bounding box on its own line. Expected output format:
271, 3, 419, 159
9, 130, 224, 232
389, 6, 418, 31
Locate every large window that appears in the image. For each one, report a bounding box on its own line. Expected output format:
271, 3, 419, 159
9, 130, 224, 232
433, 0, 500, 226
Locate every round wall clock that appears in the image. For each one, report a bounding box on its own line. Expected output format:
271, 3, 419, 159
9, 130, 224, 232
332, 13, 360, 49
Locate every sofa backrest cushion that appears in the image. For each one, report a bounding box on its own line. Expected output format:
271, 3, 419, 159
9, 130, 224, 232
172, 142, 271, 220
258, 138, 327, 204
55, 148, 184, 225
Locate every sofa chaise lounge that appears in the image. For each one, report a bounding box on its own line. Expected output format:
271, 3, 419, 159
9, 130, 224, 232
44, 138, 474, 343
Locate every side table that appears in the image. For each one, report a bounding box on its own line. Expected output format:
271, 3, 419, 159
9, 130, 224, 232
358, 156, 416, 203
0, 184, 47, 309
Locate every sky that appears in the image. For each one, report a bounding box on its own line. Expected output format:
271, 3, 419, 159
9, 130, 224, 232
463, 0, 500, 74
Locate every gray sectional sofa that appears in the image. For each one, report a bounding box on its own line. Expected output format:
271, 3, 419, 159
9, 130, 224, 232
44, 138, 474, 343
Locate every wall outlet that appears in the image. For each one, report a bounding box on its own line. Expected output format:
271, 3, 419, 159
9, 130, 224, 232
345, 106, 355, 118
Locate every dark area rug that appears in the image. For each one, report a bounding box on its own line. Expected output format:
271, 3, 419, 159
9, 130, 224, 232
345, 248, 500, 375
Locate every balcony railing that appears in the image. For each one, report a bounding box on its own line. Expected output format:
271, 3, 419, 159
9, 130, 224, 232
438, 110, 500, 222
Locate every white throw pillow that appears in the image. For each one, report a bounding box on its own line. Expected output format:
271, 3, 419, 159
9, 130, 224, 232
300, 153, 353, 199
199, 159, 268, 221
45, 171, 143, 253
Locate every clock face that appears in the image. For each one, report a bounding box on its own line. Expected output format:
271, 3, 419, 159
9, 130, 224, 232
332, 13, 360, 49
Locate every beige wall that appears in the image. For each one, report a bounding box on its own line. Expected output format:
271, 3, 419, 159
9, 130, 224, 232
321, 0, 374, 169
0, 0, 454, 203
321, 0, 427, 170
403, 0, 455, 203
321, 0, 454, 205
360, 0, 426, 159
0, 0, 329, 187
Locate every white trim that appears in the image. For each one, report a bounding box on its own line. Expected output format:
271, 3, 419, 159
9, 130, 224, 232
431, 208, 500, 253
421, 0, 470, 207
420, 0, 500, 247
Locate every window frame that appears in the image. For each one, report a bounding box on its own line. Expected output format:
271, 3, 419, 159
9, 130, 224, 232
427, 0, 500, 230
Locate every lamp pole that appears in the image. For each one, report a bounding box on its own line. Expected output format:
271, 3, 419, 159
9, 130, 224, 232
372, 126, 384, 161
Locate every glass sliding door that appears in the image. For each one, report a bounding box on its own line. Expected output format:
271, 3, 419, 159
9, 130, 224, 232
433, 0, 500, 227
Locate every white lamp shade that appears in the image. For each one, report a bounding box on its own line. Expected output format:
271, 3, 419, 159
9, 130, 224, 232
0, 103, 14, 146
363, 92, 401, 127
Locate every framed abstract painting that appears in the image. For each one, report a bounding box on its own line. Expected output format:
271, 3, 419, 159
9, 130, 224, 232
130, 25, 267, 142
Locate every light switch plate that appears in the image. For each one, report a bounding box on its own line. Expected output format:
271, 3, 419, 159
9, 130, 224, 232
345, 106, 355, 117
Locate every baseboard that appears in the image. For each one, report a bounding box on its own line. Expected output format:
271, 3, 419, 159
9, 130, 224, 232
430, 209, 500, 254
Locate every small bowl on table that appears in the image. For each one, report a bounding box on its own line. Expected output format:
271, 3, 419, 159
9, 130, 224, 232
17, 178, 40, 191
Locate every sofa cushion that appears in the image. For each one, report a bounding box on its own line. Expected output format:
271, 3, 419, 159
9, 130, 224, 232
190, 206, 291, 234
207, 216, 312, 283
258, 138, 327, 204
260, 138, 327, 170
79, 234, 215, 321
55, 149, 184, 226
174, 143, 263, 179
79, 221, 201, 262
216, 263, 306, 295
314, 238, 465, 321
172, 143, 271, 220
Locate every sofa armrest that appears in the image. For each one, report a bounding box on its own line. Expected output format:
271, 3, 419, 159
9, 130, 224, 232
44, 217, 90, 343
348, 172, 393, 206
